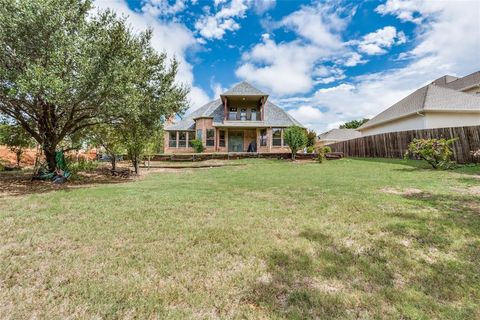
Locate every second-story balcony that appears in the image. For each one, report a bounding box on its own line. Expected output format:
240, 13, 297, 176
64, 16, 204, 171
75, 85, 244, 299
227, 107, 261, 121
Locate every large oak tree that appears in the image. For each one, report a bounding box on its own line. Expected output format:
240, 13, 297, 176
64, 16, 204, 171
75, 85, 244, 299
0, 0, 188, 172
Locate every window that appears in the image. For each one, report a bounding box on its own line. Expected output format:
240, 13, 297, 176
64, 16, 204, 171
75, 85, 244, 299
196, 129, 202, 141
219, 130, 225, 147
188, 132, 194, 147
169, 131, 177, 148
240, 108, 247, 121
251, 108, 257, 121
272, 128, 282, 146
178, 131, 186, 147
260, 129, 267, 146
229, 107, 237, 120
206, 129, 215, 146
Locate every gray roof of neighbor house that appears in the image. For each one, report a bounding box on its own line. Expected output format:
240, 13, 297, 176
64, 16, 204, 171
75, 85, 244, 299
165, 83, 303, 131
318, 129, 361, 141
221, 81, 267, 96
358, 84, 480, 130
440, 71, 480, 91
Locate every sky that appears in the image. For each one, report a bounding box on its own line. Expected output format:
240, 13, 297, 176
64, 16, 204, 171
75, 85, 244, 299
94, 0, 480, 133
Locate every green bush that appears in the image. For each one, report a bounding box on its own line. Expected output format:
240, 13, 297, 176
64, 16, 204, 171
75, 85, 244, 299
316, 147, 325, 163
323, 146, 332, 153
191, 139, 204, 153
307, 146, 315, 153
405, 138, 456, 169
68, 158, 99, 173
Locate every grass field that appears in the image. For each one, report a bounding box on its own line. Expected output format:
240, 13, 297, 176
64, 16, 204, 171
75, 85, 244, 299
1, 158, 479, 319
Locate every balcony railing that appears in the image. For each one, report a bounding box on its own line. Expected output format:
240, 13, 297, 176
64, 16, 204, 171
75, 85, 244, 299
227, 112, 261, 121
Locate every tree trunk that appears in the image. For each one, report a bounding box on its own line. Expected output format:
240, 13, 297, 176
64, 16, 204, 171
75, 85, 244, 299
43, 146, 57, 172
15, 149, 22, 167
147, 155, 151, 169
292, 150, 296, 161
132, 155, 139, 175
110, 154, 116, 173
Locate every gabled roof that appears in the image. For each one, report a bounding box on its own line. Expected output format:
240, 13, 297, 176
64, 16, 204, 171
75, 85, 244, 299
318, 129, 361, 141
358, 84, 480, 130
165, 87, 303, 131
441, 71, 480, 91
221, 81, 267, 96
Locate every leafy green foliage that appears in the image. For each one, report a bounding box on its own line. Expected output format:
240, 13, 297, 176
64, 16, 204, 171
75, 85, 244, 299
405, 138, 457, 169
306, 146, 315, 154
67, 158, 98, 174
283, 126, 307, 160
306, 130, 316, 148
191, 139, 204, 153
339, 118, 369, 129
0, 123, 35, 166
0, 0, 187, 172
323, 146, 332, 153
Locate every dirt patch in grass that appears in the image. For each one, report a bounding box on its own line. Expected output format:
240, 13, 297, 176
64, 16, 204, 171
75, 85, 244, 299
380, 187, 430, 198
0, 166, 134, 198
451, 186, 480, 196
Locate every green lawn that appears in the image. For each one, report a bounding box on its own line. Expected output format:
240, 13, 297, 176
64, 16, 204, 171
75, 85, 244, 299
1, 159, 479, 319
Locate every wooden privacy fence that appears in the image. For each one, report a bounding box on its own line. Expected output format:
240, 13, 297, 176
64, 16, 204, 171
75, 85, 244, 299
328, 125, 480, 164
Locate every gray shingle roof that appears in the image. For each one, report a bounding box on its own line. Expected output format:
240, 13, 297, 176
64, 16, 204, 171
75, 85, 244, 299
318, 129, 361, 141
221, 81, 267, 96
165, 99, 303, 130
441, 71, 480, 91
358, 84, 480, 130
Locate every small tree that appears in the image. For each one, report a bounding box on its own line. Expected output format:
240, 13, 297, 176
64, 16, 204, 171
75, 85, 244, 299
0, 124, 35, 167
283, 126, 307, 160
339, 118, 369, 129
89, 125, 124, 172
405, 138, 456, 169
306, 130, 316, 148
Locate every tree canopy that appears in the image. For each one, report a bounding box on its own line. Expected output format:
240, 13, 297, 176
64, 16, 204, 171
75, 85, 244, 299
339, 118, 369, 129
283, 126, 307, 160
0, 0, 188, 172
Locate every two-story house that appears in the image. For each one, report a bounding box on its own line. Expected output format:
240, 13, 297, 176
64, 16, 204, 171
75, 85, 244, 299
164, 82, 304, 153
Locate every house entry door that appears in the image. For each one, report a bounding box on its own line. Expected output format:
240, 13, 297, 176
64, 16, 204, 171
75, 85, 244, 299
228, 131, 244, 152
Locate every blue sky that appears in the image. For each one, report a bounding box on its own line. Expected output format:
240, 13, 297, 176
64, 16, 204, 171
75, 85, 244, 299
95, 0, 480, 132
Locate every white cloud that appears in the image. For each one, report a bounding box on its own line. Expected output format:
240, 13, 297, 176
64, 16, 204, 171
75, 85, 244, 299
343, 52, 367, 67
236, 3, 352, 96
280, 3, 346, 48
141, 0, 187, 17
276, 0, 480, 134
195, 0, 248, 40
253, 0, 276, 14
356, 26, 406, 55
94, 0, 210, 110
287, 106, 324, 128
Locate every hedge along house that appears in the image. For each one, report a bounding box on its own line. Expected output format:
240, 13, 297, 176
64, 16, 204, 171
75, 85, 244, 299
164, 82, 304, 153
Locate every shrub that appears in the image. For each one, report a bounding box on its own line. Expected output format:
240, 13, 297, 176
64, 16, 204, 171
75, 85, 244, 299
307, 146, 315, 154
316, 147, 325, 163
283, 126, 308, 160
68, 159, 99, 173
405, 138, 456, 169
323, 146, 332, 153
190, 139, 204, 153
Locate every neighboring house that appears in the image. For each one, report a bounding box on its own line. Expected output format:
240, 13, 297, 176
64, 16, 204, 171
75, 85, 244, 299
164, 82, 303, 153
358, 71, 480, 136
317, 129, 361, 146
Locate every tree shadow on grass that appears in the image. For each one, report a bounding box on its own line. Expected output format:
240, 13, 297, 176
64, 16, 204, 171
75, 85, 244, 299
246, 225, 480, 318
0, 167, 134, 198
244, 230, 400, 319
